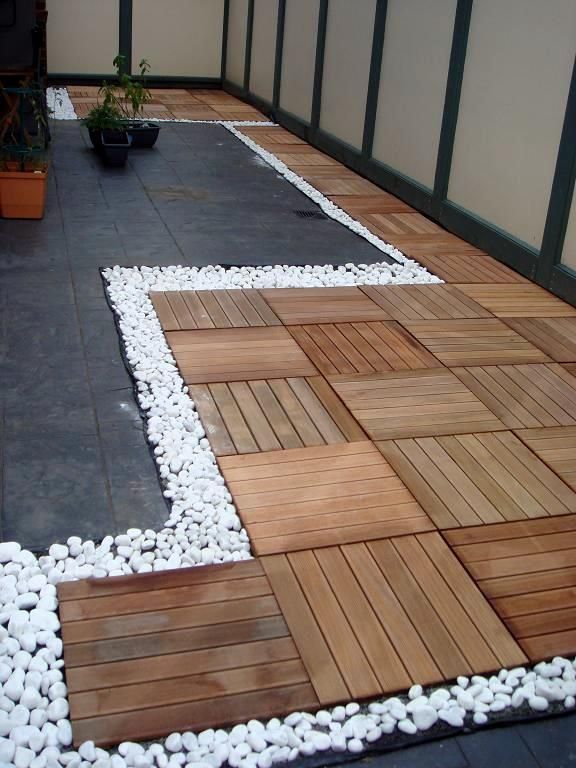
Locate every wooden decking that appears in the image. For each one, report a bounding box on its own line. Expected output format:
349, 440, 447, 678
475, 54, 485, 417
67, 88, 268, 122
58, 123, 576, 748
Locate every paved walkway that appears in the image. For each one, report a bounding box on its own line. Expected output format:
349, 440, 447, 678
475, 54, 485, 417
0, 120, 381, 549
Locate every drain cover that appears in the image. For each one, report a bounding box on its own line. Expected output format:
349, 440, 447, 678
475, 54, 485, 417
293, 209, 328, 220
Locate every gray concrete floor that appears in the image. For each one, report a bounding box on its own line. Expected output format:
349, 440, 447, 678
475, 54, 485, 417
0, 121, 386, 550
0, 120, 574, 765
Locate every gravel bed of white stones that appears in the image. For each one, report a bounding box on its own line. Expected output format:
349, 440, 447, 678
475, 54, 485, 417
3, 88, 572, 767
46, 88, 77, 121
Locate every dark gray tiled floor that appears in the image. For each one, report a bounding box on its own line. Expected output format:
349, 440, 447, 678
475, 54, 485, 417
0, 121, 385, 549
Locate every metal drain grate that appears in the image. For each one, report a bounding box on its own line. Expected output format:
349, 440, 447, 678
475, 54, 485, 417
293, 209, 328, 220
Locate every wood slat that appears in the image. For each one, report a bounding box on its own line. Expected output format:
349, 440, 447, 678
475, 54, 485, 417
377, 431, 576, 529
189, 377, 366, 455
444, 516, 576, 661
403, 319, 551, 366
219, 442, 432, 554
515, 426, 576, 491
505, 318, 576, 362
165, 327, 317, 383
361, 285, 492, 321
399, 252, 528, 284
452, 364, 576, 429
259, 287, 391, 325
58, 560, 318, 747
152, 290, 282, 330
289, 321, 442, 375
454, 284, 576, 317
330, 369, 505, 440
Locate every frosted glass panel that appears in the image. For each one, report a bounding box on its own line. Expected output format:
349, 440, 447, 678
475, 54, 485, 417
279, 0, 320, 123
249, 0, 279, 103
226, 0, 249, 86
448, 0, 576, 249
47, 0, 119, 75
132, 0, 223, 77
372, 0, 456, 188
319, 0, 376, 150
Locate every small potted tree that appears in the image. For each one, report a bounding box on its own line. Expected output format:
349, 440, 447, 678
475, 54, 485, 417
0, 84, 49, 219
114, 56, 161, 148
82, 89, 130, 167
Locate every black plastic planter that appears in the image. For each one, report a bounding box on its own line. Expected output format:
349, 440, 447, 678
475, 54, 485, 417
88, 127, 102, 150
126, 122, 161, 149
100, 130, 130, 167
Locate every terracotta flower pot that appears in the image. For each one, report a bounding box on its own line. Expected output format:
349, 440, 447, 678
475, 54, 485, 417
0, 169, 48, 219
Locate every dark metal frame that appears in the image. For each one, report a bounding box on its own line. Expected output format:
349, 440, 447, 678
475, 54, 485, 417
118, 0, 133, 75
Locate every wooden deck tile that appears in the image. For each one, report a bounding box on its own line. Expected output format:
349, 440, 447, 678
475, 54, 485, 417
454, 284, 576, 317
288, 321, 442, 375
361, 285, 493, 320
151, 290, 281, 330
357, 213, 444, 235
218, 442, 434, 554
515, 427, 576, 491
329, 369, 505, 440
165, 327, 317, 384
259, 287, 391, 325
263, 535, 525, 702
403, 319, 551, 366
565, 363, 576, 378
505, 318, 576, 361
328, 194, 415, 214
189, 376, 366, 456
377, 431, 576, 529
444, 517, 576, 661
397, 252, 528, 284
452, 364, 576, 428
57, 561, 319, 747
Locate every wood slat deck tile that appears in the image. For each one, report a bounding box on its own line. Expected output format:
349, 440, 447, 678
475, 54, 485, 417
403, 319, 551, 366
288, 322, 442, 375
377, 432, 576, 530
218, 442, 434, 554
515, 427, 576, 491
504, 318, 576, 361
261, 536, 525, 702
565, 363, 576, 378
57, 561, 319, 747
165, 327, 317, 384
259, 287, 391, 325
188, 376, 366, 456
329, 369, 505, 440
452, 364, 576, 428
444, 517, 576, 661
328, 194, 416, 214
361, 285, 493, 320
397, 252, 529, 284
454, 284, 576, 317
357, 213, 445, 235
151, 290, 281, 330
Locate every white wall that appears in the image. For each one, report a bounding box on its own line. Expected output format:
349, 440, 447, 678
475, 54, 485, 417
47, 0, 119, 74
372, 0, 457, 188
132, 0, 223, 78
279, 0, 320, 123
226, 0, 249, 86
319, 0, 376, 150
249, 0, 279, 103
448, 0, 576, 249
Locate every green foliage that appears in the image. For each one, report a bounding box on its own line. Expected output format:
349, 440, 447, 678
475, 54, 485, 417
113, 56, 153, 120
81, 101, 124, 131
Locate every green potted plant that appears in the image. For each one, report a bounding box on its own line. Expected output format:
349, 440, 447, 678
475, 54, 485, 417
0, 83, 49, 219
82, 86, 131, 167
114, 55, 161, 148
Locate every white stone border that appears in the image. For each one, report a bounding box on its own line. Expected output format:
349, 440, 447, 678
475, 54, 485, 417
0, 104, 573, 767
